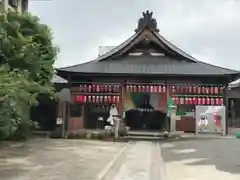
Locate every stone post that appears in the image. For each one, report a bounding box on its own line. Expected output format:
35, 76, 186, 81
170, 105, 178, 134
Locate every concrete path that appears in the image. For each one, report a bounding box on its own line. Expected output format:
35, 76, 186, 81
106, 138, 240, 180
161, 139, 240, 180
105, 141, 163, 180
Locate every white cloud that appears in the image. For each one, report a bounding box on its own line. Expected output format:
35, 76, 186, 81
29, 0, 240, 70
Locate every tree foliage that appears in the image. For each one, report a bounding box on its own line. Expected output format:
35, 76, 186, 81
0, 12, 58, 140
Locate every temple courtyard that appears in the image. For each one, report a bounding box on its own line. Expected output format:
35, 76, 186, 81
0, 138, 240, 180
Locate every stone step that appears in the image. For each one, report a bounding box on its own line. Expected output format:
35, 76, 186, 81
124, 135, 165, 141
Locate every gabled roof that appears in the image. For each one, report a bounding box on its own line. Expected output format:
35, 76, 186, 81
58, 11, 240, 77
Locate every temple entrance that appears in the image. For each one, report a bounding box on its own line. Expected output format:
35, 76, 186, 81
123, 90, 167, 131
125, 109, 166, 130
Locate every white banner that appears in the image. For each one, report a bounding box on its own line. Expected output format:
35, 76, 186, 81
195, 105, 225, 135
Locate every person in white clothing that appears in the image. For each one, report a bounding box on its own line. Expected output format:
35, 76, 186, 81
107, 104, 118, 125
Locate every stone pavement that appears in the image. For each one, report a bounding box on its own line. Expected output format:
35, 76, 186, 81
2, 138, 240, 180
104, 141, 163, 180
106, 138, 240, 180
161, 138, 240, 180
0, 139, 126, 180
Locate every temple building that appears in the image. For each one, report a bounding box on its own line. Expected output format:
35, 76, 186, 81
57, 11, 240, 134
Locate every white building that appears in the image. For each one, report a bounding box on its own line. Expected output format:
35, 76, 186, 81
0, 0, 28, 13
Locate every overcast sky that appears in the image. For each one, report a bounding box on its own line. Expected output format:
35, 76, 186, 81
29, 0, 240, 70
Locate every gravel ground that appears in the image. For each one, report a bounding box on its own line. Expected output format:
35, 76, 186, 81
161, 138, 240, 180
0, 138, 125, 180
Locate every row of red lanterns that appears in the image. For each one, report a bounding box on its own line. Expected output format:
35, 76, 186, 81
74, 95, 120, 104
79, 84, 120, 93
172, 85, 224, 95
126, 85, 166, 93
172, 96, 224, 105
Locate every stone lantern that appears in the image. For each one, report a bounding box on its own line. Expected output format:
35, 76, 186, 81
170, 105, 179, 134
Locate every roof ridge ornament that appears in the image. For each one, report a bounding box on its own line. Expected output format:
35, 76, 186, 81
135, 10, 159, 33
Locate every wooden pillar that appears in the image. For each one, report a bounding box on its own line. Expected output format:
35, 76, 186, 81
224, 84, 228, 135
166, 80, 172, 131
119, 80, 125, 118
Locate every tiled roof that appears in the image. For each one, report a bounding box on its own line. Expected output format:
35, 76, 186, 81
58, 56, 239, 76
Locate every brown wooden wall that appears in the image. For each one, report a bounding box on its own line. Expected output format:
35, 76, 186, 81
68, 106, 84, 130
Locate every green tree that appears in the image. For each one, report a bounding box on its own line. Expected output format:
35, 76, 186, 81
0, 12, 58, 86
0, 12, 58, 140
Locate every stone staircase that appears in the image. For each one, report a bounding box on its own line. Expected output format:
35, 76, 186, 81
124, 131, 167, 141
124, 130, 184, 141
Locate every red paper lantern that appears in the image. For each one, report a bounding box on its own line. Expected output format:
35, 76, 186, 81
205, 86, 209, 94
175, 86, 179, 93
112, 96, 116, 103
99, 96, 103, 103
188, 97, 193, 104
75, 96, 79, 102
198, 97, 202, 105
202, 97, 206, 105
220, 86, 224, 94
83, 84, 87, 92
116, 96, 120, 103
215, 97, 219, 105
172, 96, 176, 104
210, 86, 214, 94
150, 86, 154, 93
201, 86, 205, 94
107, 96, 113, 104
210, 98, 215, 105
99, 84, 104, 92
108, 85, 112, 92
132, 85, 136, 92
193, 85, 197, 94
175, 97, 179, 105
142, 85, 145, 92
88, 96, 91, 103
158, 85, 162, 93
154, 86, 158, 93
104, 96, 108, 103
197, 86, 201, 94
189, 85, 192, 94
116, 85, 120, 92
77, 96, 81, 103
92, 96, 96, 103
112, 85, 116, 92
172, 85, 176, 93
219, 98, 223, 105
179, 85, 184, 93
79, 85, 84, 92
185, 97, 188, 104
184, 86, 188, 93
96, 85, 100, 92
138, 85, 141, 92
129, 85, 132, 92
103, 84, 107, 92
206, 97, 210, 105
88, 85, 92, 92
146, 85, 149, 92
180, 97, 184, 105
126, 85, 130, 92
162, 85, 166, 93
83, 96, 87, 103
193, 97, 198, 104
81, 96, 84, 103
